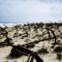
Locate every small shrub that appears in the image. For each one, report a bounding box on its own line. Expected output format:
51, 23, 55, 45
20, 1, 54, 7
25, 39, 29, 43
37, 48, 49, 54
26, 43, 35, 48
56, 53, 62, 60
54, 46, 62, 53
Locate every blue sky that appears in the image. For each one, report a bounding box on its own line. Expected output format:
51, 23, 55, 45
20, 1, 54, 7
0, 0, 62, 23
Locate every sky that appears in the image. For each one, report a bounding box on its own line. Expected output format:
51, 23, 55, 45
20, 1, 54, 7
0, 0, 62, 23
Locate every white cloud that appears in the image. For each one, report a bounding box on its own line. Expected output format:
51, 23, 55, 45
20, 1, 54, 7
0, 0, 62, 23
